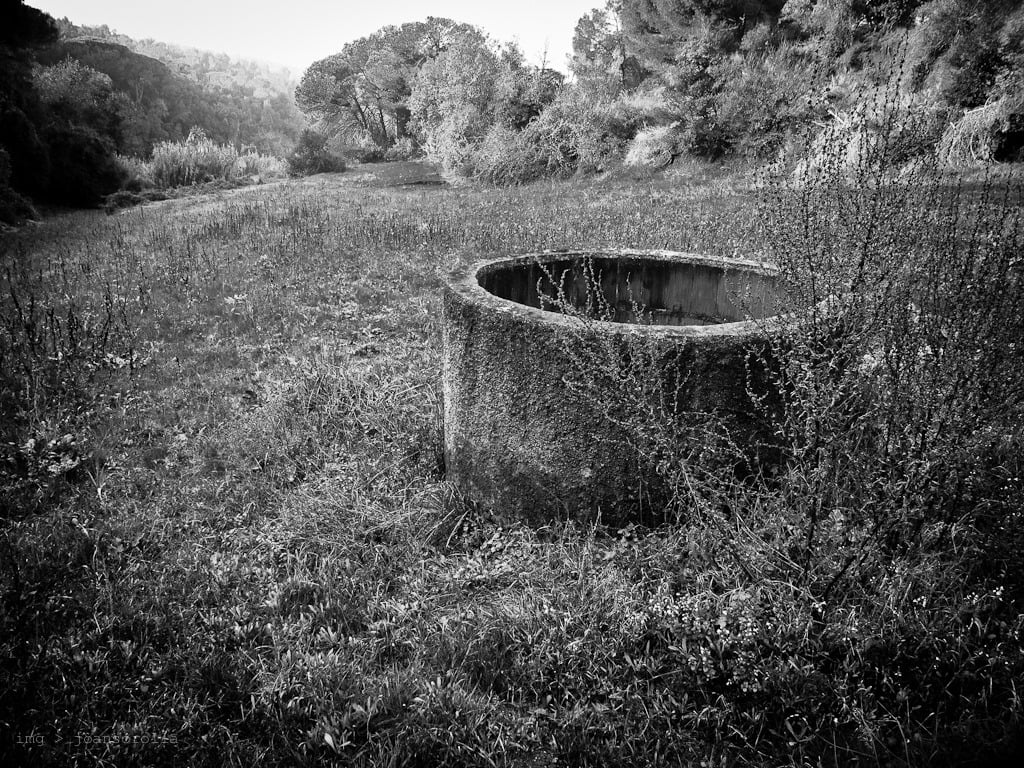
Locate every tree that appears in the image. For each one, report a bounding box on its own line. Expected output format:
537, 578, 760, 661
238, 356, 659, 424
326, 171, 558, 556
406, 29, 512, 166
407, 29, 566, 176
0, 0, 59, 203
33, 58, 125, 142
0, 0, 58, 52
619, 0, 788, 60
571, 1, 644, 94
34, 38, 213, 152
296, 18, 483, 149
909, 0, 1024, 109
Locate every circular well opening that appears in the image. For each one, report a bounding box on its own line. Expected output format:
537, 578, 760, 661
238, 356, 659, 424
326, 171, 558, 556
477, 252, 779, 327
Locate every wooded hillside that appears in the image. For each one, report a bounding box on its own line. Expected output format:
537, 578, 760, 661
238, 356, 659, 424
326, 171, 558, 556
51, 19, 304, 157
0, 2, 305, 220
296, 0, 1024, 181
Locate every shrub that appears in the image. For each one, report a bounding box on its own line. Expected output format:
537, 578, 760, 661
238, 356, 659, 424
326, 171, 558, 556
470, 91, 641, 184
419, 78, 679, 184
528, 96, 627, 173
787, 86, 948, 183
102, 188, 168, 213
333, 130, 387, 163
623, 123, 682, 168
286, 129, 345, 177
237, 151, 287, 181
32, 58, 118, 138
907, 0, 1014, 110
420, 105, 486, 180
745, 110, 1023, 762
474, 87, 687, 184
150, 128, 239, 187
710, 47, 822, 159
43, 124, 126, 206
0, 185, 38, 226
383, 136, 418, 162
115, 144, 285, 193
937, 94, 1024, 167
468, 123, 540, 185
112, 152, 153, 191
0, 148, 38, 225
0, 105, 50, 198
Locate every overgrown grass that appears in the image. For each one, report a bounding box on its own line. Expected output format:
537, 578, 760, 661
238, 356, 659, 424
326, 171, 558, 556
120, 130, 289, 192
1, 160, 1021, 767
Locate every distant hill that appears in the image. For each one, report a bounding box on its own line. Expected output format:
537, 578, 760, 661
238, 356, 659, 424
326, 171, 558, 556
46, 19, 305, 156
54, 19, 297, 100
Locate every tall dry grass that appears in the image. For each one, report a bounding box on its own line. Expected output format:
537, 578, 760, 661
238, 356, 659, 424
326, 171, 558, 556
144, 128, 287, 189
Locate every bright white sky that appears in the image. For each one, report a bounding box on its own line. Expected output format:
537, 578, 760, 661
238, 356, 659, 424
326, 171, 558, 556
29, 1, 601, 76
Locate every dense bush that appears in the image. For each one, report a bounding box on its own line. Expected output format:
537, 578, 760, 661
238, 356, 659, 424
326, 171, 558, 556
539, 1, 1024, 176
469, 90, 661, 184
623, 123, 682, 167
43, 125, 126, 206
383, 136, 419, 162
32, 58, 124, 141
418, 105, 484, 178
513, 93, 633, 175
112, 151, 153, 191
0, 105, 51, 198
0, 149, 39, 225
290, 2, 1024, 184
286, 129, 345, 177
470, 123, 538, 184
709, 47, 821, 159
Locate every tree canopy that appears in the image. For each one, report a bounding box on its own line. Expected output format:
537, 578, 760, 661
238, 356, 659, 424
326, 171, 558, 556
295, 18, 483, 148
296, 17, 563, 165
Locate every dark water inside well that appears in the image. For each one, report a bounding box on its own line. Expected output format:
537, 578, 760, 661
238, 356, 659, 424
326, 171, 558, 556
479, 256, 777, 327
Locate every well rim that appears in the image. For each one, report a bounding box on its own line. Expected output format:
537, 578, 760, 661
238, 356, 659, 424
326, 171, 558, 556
446, 248, 784, 339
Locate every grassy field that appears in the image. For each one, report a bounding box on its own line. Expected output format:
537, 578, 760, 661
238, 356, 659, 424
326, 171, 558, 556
1, 161, 1022, 767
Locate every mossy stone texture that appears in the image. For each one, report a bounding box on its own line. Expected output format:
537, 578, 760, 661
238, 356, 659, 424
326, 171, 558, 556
442, 250, 780, 525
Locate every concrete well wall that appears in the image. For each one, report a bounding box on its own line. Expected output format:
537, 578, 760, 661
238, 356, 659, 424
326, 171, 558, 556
442, 249, 782, 525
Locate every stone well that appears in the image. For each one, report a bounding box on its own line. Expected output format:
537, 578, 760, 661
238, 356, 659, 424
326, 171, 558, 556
442, 249, 783, 525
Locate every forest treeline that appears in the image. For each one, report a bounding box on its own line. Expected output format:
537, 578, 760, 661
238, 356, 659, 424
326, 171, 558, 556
298, 0, 1024, 182
4, 0, 1024, 221
51, 19, 303, 157
0, 1, 303, 222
